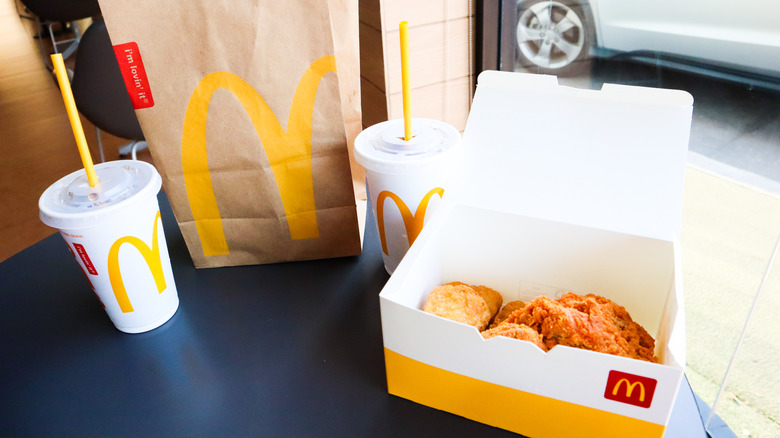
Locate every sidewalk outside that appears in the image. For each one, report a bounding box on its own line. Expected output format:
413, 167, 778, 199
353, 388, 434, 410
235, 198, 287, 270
682, 158, 780, 438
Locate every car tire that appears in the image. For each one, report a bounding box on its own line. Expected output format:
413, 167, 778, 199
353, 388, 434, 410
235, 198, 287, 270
515, 0, 595, 76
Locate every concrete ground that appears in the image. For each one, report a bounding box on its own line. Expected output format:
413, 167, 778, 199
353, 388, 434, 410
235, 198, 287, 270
682, 163, 780, 438
553, 59, 780, 437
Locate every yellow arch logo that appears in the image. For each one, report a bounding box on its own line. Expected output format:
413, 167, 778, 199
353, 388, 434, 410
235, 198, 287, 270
376, 188, 444, 255
181, 55, 337, 256
108, 211, 167, 313
612, 378, 646, 402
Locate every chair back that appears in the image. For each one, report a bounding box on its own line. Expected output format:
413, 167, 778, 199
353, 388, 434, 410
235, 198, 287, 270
71, 18, 145, 141
20, 0, 101, 22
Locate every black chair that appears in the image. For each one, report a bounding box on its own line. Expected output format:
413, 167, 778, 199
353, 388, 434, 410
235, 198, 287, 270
20, 0, 101, 67
71, 18, 147, 161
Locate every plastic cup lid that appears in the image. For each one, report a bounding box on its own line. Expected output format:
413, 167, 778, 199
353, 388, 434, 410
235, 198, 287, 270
39, 160, 162, 229
354, 118, 462, 174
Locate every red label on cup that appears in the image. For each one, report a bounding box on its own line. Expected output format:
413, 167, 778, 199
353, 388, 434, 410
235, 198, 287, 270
73, 243, 98, 275
113, 42, 154, 109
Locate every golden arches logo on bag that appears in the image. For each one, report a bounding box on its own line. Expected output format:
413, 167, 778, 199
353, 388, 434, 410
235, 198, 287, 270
181, 55, 337, 257
107, 211, 167, 313
376, 187, 444, 255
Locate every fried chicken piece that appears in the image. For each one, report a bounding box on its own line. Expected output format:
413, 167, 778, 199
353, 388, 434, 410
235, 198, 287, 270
505, 292, 656, 362
489, 300, 526, 329
481, 322, 548, 351
423, 283, 501, 331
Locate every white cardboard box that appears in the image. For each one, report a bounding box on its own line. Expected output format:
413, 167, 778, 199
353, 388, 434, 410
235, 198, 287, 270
379, 71, 693, 438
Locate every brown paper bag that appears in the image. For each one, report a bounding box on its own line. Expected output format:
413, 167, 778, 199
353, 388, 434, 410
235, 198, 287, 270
97, 0, 363, 268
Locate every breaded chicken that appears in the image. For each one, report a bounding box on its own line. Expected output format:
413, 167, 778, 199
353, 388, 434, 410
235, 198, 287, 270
481, 322, 548, 351
505, 292, 656, 362
489, 300, 526, 329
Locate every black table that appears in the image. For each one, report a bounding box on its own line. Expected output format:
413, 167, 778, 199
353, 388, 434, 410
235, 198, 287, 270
0, 193, 711, 437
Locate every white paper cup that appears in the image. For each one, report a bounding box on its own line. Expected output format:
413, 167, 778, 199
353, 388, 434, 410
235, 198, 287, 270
355, 118, 462, 274
39, 161, 179, 333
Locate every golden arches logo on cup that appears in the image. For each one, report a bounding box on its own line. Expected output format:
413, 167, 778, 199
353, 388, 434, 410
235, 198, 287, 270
376, 187, 444, 255
181, 55, 337, 257
107, 211, 168, 313
354, 118, 461, 274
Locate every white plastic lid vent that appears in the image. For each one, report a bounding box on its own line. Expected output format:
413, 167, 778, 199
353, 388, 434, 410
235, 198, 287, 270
39, 160, 162, 229
354, 118, 462, 174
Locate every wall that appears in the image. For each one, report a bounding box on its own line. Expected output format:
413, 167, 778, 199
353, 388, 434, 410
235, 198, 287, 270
359, 0, 474, 131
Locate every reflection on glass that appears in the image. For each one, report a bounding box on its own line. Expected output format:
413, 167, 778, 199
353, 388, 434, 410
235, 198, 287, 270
504, 3, 780, 436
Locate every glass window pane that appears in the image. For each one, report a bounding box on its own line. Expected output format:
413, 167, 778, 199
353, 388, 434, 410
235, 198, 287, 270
493, 1, 780, 435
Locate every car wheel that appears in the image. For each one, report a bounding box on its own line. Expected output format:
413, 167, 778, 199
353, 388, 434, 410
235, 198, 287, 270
515, 0, 594, 76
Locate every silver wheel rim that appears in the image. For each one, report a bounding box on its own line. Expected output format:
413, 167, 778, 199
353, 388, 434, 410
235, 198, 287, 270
517, 1, 585, 70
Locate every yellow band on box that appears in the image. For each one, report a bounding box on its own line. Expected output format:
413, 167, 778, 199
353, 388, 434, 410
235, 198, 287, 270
384, 348, 666, 438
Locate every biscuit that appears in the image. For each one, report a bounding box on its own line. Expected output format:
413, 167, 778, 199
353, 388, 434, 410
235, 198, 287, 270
423, 283, 500, 331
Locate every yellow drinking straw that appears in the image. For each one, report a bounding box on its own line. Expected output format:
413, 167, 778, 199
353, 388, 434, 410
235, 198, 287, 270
50, 53, 99, 187
399, 21, 412, 141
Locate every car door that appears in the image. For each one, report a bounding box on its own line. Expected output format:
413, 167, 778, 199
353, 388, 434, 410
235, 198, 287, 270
592, 0, 780, 74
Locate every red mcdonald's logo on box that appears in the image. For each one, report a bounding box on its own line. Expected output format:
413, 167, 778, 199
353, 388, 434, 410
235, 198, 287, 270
604, 370, 657, 408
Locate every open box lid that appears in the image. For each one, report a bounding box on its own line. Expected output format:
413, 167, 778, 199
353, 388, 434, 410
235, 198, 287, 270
448, 71, 693, 241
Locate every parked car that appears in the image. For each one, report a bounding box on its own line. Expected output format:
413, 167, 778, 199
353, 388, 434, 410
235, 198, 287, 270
514, 0, 780, 87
